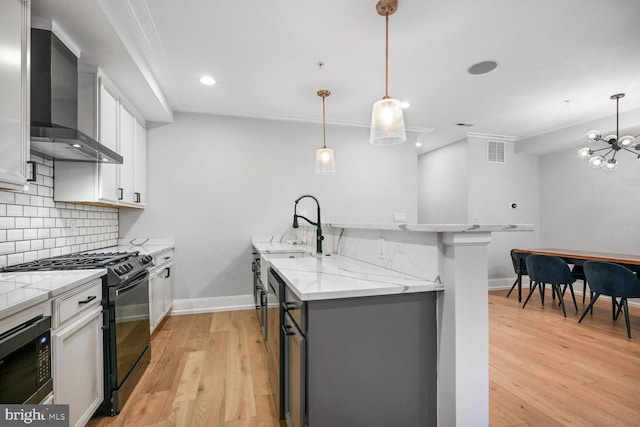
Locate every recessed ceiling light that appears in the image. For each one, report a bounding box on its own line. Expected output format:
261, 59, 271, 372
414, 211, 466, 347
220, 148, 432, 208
467, 61, 498, 75
415, 142, 422, 148
101, 158, 109, 162
200, 75, 216, 86
400, 101, 411, 109
456, 123, 474, 127
71, 143, 82, 148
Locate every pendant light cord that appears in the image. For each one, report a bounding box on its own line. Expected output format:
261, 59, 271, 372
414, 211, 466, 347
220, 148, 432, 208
616, 96, 619, 140
384, 14, 390, 99
322, 95, 327, 149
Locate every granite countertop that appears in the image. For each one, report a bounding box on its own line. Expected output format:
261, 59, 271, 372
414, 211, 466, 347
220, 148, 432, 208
269, 254, 442, 301
0, 269, 106, 320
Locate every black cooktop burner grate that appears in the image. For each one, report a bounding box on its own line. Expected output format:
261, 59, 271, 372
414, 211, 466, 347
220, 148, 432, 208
0, 251, 141, 272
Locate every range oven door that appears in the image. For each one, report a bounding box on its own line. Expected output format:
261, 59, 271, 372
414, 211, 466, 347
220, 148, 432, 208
110, 270, 150, 388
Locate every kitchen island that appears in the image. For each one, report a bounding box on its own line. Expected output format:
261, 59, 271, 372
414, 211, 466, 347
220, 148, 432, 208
256, 222, 533, 427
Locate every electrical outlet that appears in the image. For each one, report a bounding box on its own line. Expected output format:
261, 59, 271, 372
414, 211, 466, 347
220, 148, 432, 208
377, 237, 385, 259
393, 212, 407, 222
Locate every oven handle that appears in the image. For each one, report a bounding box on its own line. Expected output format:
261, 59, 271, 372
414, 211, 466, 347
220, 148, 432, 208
115, 271, 149, 297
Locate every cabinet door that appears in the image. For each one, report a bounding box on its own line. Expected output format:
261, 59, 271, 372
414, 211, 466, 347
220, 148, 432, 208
53, 307, 104, 427
152, 268, 165, 329
119, 105, 136, 204
0, 0, 29, 190
98, 82, 119, 202
134, 120, 147, 206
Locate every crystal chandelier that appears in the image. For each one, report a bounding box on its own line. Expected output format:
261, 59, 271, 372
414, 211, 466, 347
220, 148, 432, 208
578, 93, 640, 171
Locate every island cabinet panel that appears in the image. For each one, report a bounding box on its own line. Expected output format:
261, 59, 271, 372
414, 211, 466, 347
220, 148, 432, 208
284, 290, 438, 427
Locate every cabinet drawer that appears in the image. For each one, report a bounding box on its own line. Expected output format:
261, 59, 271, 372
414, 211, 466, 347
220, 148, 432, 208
53, 279, 102, 328
154, 249, 174, 267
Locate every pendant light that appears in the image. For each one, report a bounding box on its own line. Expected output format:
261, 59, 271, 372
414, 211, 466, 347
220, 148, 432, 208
370, 0, 406, 145
315, 90, 336, 175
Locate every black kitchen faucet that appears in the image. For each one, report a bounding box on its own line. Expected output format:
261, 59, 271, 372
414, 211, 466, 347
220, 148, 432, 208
292, 194, 323, 254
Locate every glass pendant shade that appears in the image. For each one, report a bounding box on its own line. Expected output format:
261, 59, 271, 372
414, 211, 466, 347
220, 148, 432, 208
577, 147, 591, 159
315, 148, 336, 175
603, 159, 618, 171
588, 155, 605, 168
604, 134, 617, 143
585, 129, 601, 141
619, 135, 635, 146
370, 98, 406, 145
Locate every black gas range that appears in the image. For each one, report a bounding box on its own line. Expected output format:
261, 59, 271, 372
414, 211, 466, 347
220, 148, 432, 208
0, 251, 154, 416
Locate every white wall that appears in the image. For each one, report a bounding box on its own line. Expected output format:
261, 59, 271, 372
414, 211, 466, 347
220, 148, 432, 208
467, 136, 540, 282
417, 140, 468, 224
119, 112, 419, 300
417, 136, 540, 283
540, 147, 640, 254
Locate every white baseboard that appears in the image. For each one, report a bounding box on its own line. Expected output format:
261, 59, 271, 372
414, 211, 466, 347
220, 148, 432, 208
171, 294, 255, 315
488, 277, 517, 291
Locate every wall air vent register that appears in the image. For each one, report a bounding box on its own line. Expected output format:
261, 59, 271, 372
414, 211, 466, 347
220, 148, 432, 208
487, 140, 505, 163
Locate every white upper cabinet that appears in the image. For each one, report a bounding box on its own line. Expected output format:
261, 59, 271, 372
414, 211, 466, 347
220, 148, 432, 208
134, 119, 147, 206
0, 0, 30, 191
55, 71, 147, 208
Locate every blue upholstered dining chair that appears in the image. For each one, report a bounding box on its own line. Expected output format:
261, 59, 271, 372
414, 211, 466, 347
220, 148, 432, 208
571, 265, 589, 304
507, 249, 531, 301
522, 254, 578, 317
580, 261, 640, 339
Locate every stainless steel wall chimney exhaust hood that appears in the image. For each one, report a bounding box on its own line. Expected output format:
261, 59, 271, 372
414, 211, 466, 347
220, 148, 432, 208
30, 28, 122, 164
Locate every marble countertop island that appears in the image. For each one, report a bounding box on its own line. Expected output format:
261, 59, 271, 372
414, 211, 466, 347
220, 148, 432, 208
269, 254, 442, 301
0, 269, 106, 319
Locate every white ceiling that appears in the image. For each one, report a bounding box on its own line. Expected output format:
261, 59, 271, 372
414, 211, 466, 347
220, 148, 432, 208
31, 0, 640, 152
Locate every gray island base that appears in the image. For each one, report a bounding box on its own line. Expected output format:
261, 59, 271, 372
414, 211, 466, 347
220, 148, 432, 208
306, 292, 437, 427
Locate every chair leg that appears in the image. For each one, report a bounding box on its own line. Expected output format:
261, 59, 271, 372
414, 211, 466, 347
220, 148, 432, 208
582, 279, 587, 304
612, 297, 619, 321
590, 290, 594, 314
555, 284, 567, 317
522, 282, 539, 309
506, 277, 518, 298
551, 283, 555, 301
623, 298, 632, 339
568, 285, 578, 312
615, 298, 624, 321
540, 283, 546, 305
579, 293, 601, 323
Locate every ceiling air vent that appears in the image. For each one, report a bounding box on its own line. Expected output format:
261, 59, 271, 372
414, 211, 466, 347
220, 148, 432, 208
487, 140, 505, 163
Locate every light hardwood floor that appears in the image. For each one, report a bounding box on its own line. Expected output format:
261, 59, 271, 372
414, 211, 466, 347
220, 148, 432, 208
88, 289, 640, 427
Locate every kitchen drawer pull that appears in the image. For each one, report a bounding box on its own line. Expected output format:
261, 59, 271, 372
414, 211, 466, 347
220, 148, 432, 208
135, 192, 141, 203
165, 267, 171, 279
164, 256, 171, 260
118, 187, 123, 200
78, 295, 97, 305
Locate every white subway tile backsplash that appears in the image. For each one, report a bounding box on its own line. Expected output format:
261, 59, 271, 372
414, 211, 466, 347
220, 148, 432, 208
23, 206, 37, 217
7, 230, 23, 242
0, 156, 118, 266
15, 217, 30, 228
0, 218, 15, 229
15, 241, 30, 252
0, 192, 14, 204
23, 229, 37, 240
7, 253, 23, 265
0, 242, 15, 255
15, 193, 30, 205
7, 205, 22, 216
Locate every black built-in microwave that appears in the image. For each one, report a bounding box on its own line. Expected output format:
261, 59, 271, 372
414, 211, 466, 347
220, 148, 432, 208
0, 315, 53, 404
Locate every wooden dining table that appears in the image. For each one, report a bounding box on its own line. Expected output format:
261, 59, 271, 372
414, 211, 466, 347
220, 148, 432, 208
511, 248, 640, 302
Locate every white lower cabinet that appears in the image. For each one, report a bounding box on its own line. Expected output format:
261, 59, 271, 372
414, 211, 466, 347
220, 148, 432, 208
52, 279, 104, 427
149, 249, 174, 333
